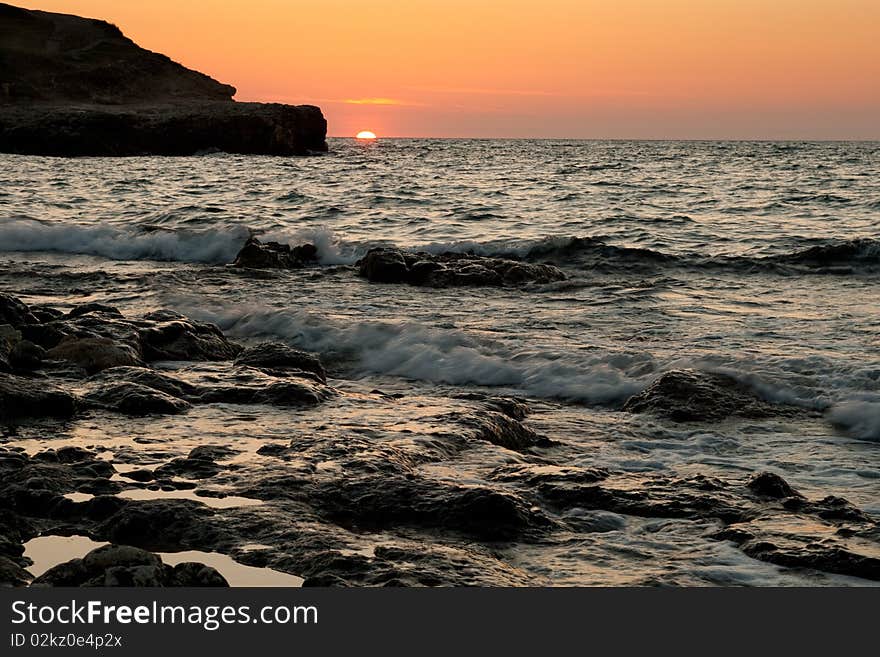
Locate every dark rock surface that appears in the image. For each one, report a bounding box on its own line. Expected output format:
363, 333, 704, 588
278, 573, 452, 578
233, 238, 319, 269
234, 341, 327, 382
0, 372, 77, 420
622, 369, 802, 422
357, 248, 567, 287
0, 290, 877, 587
0, 294, 329, 421
0, 3, 327, 155
32, 544, 228, 587
84, 382, 192, 416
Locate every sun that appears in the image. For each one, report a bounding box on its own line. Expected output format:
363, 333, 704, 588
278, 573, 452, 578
356, 130, 377, 140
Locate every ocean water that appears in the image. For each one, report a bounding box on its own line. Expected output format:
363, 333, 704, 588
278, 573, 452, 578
2, 139, 879, 585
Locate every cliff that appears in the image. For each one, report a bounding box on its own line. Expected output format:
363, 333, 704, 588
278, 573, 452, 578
0, 3, 327, 155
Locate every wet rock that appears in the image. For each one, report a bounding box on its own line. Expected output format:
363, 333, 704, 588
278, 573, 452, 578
139, 310, 242, 361
314, 476, 548, 541
234, 342, 326, 382
489, 464, 610, 487
357, 248, 566, 287
66, 304, 124, 319
534, 472, 753, 524
120, 469, 156, 483
168, 562, 229, 586
9, 340, 46, 370
0, 554, 31, 587
300, 544, 535, 587
232, 237, 318, 269
47, 336, 142, 374
0, 294, 38, 327
155, 451, 223, 479
0, 372, 77, 420
747, 472, 803, 499
32, 544, 228, 587
29, 306, 65, 323
84, 382, 191, 416
485, 397, 531, 421
0, 325, 15, 372
622, 369, 798, 422
98, 500, 219, 551
468, 411, 554, 452
195, 366, 331, 406
358, 248, 410, 283
741, 538, 880, 582
782, 495, 873, 523
89, 366, 200, 398
18, 323, 66, 350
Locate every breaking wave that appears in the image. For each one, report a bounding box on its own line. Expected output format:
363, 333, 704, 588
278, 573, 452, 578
1, 217, 878, 276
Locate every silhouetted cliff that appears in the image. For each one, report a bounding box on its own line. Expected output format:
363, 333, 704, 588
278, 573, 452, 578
0, 3, 327, 155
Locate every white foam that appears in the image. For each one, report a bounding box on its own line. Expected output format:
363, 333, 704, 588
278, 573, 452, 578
0, 217, 249, 264
181, 303, 649, 404
828, 400, 880, 441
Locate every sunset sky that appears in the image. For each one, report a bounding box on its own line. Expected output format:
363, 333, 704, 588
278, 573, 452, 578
31, 1, 880, 138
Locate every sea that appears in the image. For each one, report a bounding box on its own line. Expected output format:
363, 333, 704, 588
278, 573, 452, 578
1, 139, 878, 585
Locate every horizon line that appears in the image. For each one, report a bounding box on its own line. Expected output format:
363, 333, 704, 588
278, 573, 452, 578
329, 136, 880, 142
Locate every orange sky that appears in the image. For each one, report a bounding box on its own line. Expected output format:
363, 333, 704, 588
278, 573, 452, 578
30, 1, 880, 138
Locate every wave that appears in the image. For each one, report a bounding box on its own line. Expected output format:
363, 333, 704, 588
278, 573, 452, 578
2, 218, 878, 276
828, 399, 880, 442
170, 301, 862, 417
177, 303, 651, 404
0, 217, 250, 264
515, 236, 880, 275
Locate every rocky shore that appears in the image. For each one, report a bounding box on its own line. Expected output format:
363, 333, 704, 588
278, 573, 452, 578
0, 3, 326, 156
1, 290, 878, 587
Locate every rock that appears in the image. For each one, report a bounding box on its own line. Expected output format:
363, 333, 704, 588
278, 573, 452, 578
232, 238, 319, 269
32, 544, 228, 587
89, 366, 200, 398
98, 500, 217, 551
0, 294, 37, 327
740, 537, 880, 582
356, 248, 566, 287
168, 562, 229, 586
82, 544, 161, 571
0, 6, 326, 156
0, 554, 31, 587
84, 382, 191, 416
622, 369, 799, 422
155, 453, 222, 480
485, 397, 531, 420
234, 342, 326, 382
195, 366, 331, 406
47, 335, 142, 373
138, 311, 241, 361
313, 476, 548, 541
9, 340, 45, 369
0, 372, 77, 420
358, 249, 411, 283
747, 472, 803, 499
66, 303, 124, 319
468, 411, 554, 452
0, 325, 15, 372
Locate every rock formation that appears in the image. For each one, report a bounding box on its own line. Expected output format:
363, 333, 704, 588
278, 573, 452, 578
0, 3, 327, 155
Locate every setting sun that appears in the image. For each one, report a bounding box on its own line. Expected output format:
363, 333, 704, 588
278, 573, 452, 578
356, 130, 377, 140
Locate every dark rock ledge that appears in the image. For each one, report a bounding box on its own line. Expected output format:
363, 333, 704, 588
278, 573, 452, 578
0, 293, 333, 420
0, 3, 326, 156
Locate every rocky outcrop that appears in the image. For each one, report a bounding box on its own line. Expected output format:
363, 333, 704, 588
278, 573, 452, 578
233, 238, 319, 269
0, 3, 327, 155
356, 248, 567, 287
0, 294, 332, 420
622, 369, 803, 422
32, 544, 228, 587
0, 372, 77, 420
